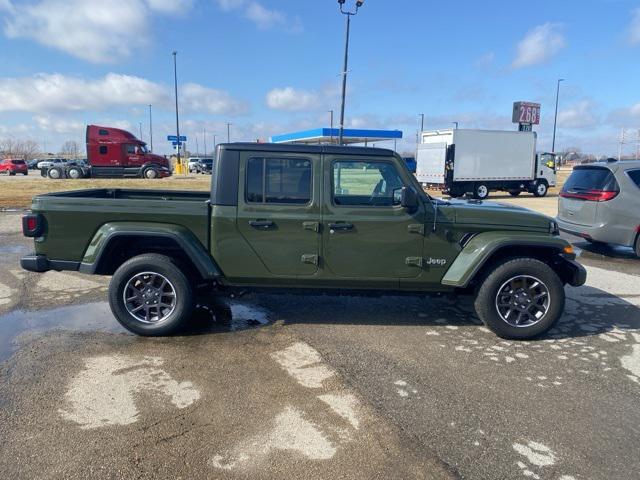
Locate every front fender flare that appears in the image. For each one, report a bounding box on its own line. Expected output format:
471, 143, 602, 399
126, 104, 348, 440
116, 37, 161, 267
441, 231, 570, 288
78, 222, 221, 279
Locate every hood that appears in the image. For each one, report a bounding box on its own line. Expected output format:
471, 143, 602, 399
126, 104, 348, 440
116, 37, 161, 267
445, 198, 552, 231
150, 154, 169, 167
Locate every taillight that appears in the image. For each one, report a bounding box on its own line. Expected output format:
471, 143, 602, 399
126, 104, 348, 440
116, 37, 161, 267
22, 213, 44, 237
559, 189, 619, 202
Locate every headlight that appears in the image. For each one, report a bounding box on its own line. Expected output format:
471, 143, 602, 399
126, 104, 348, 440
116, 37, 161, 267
549, 221, 559, 236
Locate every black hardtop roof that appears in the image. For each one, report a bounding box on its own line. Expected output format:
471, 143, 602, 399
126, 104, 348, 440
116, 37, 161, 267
217, 142, 396, 157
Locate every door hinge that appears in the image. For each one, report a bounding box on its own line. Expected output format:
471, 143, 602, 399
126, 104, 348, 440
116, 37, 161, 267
407, 224, 425, 235
302, 221, 320, 233
405, 257, 424, 267
301, 254, 319, 266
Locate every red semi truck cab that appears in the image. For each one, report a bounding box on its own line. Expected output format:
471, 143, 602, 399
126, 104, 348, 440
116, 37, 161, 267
86, 125, 171, 178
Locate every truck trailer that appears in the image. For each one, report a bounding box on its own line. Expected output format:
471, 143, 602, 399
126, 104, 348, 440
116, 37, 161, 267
416, 129, 556, 199
41, 125, 172, 180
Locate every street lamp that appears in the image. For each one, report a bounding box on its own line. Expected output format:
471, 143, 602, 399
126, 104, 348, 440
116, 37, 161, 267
552, 78, 564, 153
148, 104, 153, 152
337, 0, 365, 145
226, 123, 232, 143
452, 121, 459, 129
172, 51, 182, 173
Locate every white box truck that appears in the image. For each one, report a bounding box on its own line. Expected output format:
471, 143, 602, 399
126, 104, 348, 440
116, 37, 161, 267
416, 129, 557, 199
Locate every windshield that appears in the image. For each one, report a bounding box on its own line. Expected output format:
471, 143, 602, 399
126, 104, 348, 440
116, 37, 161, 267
201, 159, 213, 165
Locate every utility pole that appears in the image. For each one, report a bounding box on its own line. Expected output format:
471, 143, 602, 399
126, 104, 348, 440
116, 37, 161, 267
552, 78, 564, 153
203, 128, 207, 157
138, 122, 143, 142
148, 104, 153, 152
337, 0, 365, 145
226, 123, 232, 143
172, 51, 182, 172
452, 121, 459, 129
329, 110, 334, 143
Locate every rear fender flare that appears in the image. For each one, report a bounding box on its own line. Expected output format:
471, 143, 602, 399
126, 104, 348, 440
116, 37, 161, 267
441, 231, 570, 288
79, 222, 221, 279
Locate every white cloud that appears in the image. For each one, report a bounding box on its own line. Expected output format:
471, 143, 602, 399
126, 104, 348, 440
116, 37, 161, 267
0, 73, 246, 116
557, 100, 598, 129
512, 23, 566, 68
214, 0, 300, 31
628, 8, 640, 44
266, 87, 320, 111
1, 0, 192, 63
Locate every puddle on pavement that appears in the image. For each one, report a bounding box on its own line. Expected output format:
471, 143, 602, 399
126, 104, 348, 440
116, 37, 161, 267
0, 299, 271, 363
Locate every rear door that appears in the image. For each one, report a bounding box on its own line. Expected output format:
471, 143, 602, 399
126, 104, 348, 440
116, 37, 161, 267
559, 166, 619, 226
236, 152, 321, 276
322, 155, 425, 280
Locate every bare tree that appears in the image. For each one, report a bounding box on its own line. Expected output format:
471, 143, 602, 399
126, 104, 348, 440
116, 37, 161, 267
0, 138, 41, 160
59, 140, 79, 159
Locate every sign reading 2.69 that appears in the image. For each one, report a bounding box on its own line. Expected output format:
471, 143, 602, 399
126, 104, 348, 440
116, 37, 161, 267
512, 101, 541, 125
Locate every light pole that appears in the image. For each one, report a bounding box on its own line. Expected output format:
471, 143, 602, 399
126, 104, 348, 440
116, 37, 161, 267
203, 127, 207, 157
148, 104, 153, 152
337, 0, 364, 145
226, 123, 232, 143
452, 121, 459, 129
172, 51, 182, 172
552, 78, 564, 153
213, 134, 217, 152
419, 113, 424, 132
329, 110, 334, 143
138, 122, 143, 142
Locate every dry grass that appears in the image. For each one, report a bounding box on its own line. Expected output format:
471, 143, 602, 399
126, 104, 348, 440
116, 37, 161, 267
0, 174, 212, 209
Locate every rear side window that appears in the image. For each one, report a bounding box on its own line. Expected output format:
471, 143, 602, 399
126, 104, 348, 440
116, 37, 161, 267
562, 167, 619, 192
246, 157, 311, 204
627, 169, 640, 188
99, 146, 108, 155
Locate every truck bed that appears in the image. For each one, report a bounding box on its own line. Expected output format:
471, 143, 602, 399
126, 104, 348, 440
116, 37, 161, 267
31, 189, 211, 263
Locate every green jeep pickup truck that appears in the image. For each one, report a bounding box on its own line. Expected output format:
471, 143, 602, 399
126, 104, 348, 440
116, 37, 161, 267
21, 143, 586, 339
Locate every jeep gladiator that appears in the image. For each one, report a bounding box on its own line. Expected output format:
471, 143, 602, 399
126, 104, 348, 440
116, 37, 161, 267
20, 143, 586, 339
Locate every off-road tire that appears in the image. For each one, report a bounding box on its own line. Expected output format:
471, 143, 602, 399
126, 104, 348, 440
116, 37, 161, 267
474, 257, 565, 340
109, 253, 195, 336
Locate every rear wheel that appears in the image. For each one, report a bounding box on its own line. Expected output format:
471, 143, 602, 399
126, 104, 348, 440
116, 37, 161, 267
108, 254, 195, 336
67, 166, 83, 179
47, 167, 62, 179
533, 181, 548, 197
9, 171, 15, 176
474, 257, 565, 339
143, 166, 159, 179
474, 183, 489, 200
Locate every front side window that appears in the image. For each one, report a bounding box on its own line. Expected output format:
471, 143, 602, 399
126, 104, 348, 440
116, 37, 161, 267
333, 161, 404, 206
246, 157, 311, 204
126, 144, 137, 154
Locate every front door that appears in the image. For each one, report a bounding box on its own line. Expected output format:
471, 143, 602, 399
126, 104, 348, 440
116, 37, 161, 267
322, 156, 425, 280
237, 152, 321, 277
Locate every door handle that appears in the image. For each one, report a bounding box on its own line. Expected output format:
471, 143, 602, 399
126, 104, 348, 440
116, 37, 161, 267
249, 220, 274, 229
328, 222, 354, 231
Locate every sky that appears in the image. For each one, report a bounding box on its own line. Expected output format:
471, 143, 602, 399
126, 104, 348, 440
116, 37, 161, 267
1, 0, 640, 156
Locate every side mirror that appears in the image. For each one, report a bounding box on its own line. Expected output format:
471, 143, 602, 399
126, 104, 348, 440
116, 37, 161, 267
398, 187, 419, 209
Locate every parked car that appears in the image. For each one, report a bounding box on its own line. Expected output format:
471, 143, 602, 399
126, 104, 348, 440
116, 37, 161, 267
188, 157, 201, 173
37, 158, 67, 170
557, 160, 640, 257
0, 159, 28, 175
27, 159, 40, 169
196, 158, 213, 174
21, 143, 586, 340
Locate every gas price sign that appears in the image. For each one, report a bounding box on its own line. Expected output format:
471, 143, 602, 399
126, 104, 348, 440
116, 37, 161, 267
512, 101, 541, 125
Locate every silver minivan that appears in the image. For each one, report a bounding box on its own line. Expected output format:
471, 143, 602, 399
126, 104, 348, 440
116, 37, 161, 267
557, 160, 640, 257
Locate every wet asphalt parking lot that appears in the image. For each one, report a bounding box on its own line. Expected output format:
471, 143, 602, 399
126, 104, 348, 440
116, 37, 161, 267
0, 208, 639, 480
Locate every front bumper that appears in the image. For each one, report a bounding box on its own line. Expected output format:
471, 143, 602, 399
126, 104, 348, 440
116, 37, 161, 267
562, 257, 587, 287
21, 254, 79, 273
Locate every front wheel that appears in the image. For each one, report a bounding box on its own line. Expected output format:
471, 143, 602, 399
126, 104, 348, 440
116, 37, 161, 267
108, 254, 195, 336
474, 183, 489, 200
474, 258, 565, 339
143, 166, 159, 179
533, 181, 548, 197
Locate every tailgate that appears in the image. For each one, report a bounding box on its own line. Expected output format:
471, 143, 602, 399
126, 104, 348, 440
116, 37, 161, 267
558, 197, 599, 226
